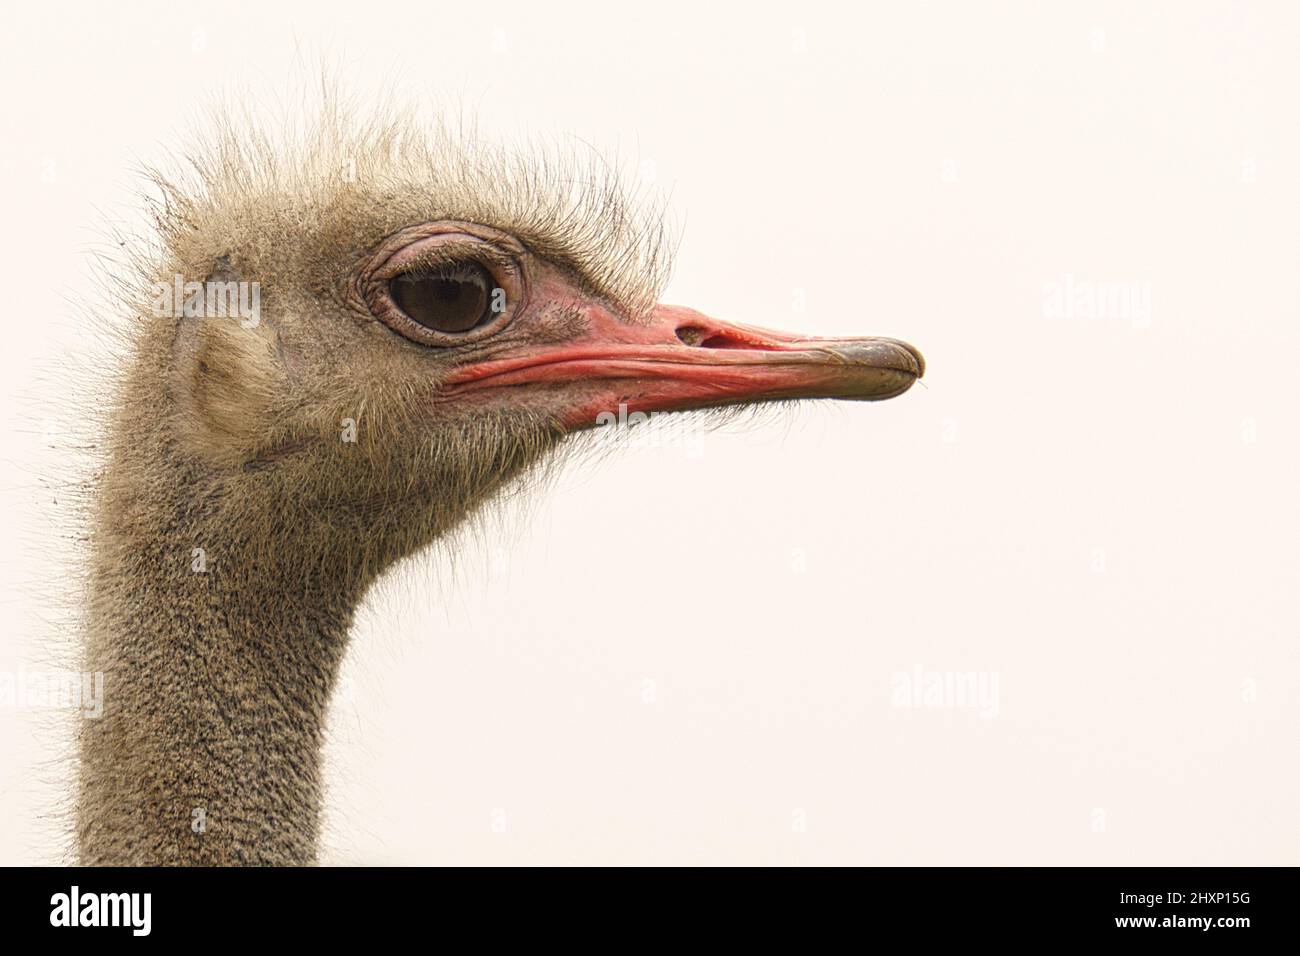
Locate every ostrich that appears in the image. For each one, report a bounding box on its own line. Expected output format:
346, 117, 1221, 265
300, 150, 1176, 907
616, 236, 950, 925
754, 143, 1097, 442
75, 103, 924, 865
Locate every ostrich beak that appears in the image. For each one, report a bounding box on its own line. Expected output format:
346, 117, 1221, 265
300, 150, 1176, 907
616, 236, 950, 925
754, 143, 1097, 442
446, 304, 924, 429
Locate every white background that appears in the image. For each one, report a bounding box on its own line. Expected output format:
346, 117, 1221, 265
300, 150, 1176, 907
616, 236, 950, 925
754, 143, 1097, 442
1, 0, 1296, 864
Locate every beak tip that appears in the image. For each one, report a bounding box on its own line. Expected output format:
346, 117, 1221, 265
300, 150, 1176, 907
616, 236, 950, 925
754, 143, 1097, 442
908, 345, 926, 379
888, 339, 926, 379
838, 338, 925, 379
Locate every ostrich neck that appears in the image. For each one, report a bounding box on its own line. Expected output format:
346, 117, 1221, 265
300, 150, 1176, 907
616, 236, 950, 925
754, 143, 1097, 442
76, 470, 368, 865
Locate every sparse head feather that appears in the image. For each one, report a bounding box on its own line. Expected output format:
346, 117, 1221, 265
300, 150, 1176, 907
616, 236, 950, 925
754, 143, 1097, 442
142, 87, 676, 319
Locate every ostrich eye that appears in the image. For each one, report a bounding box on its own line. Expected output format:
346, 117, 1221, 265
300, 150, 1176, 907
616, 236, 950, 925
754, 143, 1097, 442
389, 262, 497, 333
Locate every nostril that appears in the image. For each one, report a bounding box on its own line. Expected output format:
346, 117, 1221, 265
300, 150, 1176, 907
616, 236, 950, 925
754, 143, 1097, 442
675, 325, 758, 349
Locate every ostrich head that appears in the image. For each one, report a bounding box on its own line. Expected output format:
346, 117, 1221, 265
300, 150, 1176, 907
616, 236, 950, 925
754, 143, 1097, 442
80, 103, 923, 865
124, 110, 923, 591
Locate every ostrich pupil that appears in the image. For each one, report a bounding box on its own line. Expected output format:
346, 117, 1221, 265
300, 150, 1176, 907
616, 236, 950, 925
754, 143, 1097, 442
391, 263, 493, 333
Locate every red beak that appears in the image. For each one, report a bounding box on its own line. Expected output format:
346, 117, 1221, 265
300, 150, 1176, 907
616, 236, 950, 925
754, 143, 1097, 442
445, 304, 924, 430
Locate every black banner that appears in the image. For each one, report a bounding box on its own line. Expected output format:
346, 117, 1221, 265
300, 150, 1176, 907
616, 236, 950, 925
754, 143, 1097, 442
0, 866, 1290, 943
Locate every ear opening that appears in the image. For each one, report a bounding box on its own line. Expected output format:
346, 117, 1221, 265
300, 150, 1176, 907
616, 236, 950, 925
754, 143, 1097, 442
167, 258, 283, 465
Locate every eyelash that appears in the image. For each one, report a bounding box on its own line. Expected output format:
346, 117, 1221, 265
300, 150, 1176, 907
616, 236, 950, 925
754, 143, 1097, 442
396, 260, 489, 285
381, 243, 516, 283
